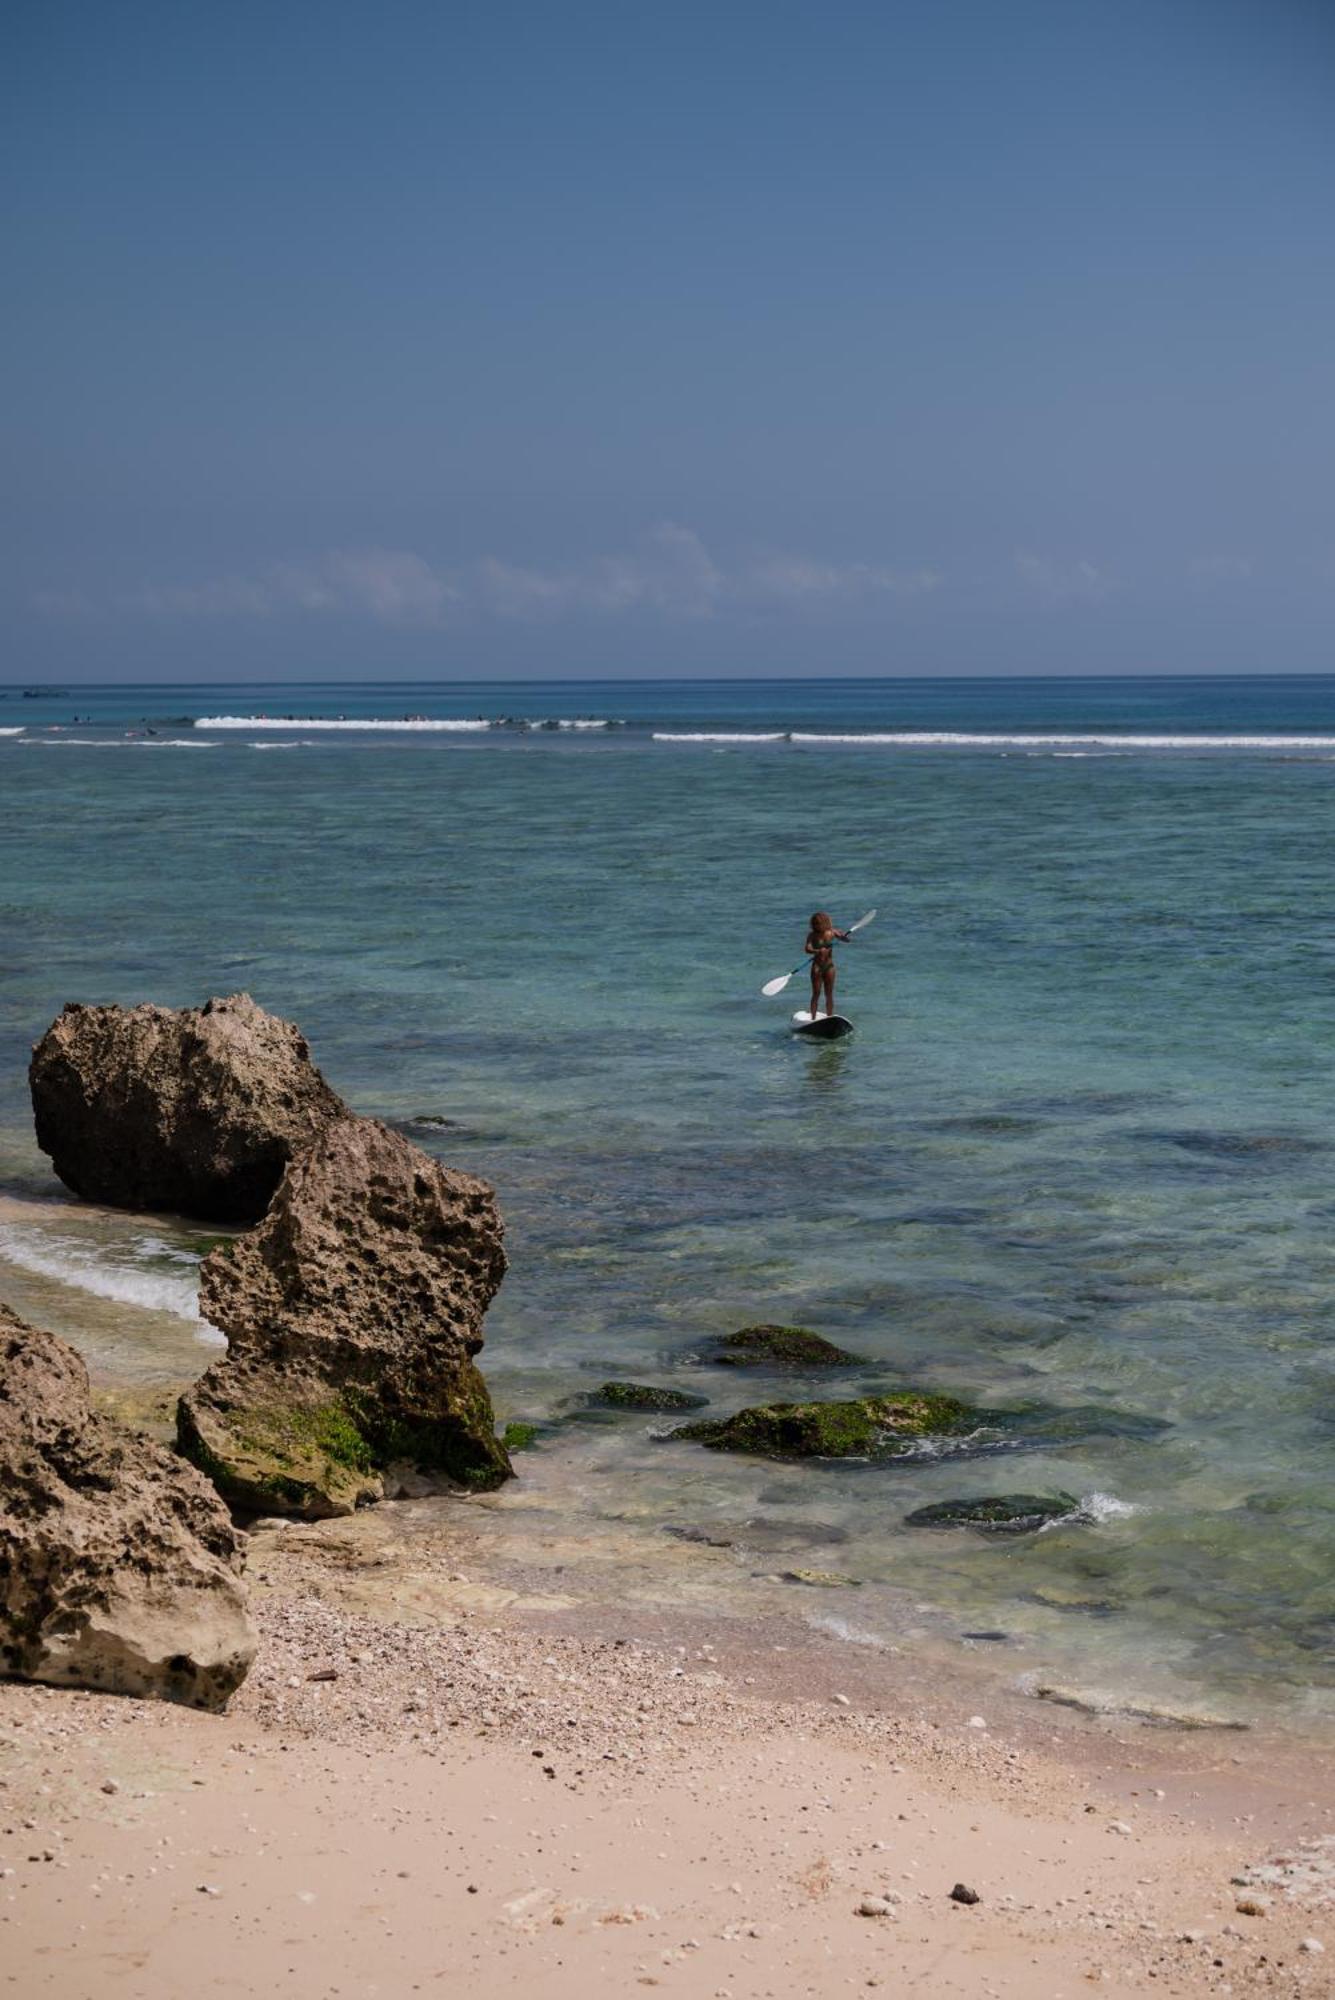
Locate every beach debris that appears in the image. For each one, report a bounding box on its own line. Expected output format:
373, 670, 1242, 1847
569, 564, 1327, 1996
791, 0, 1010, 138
29, 992, 345, 1222
949, 1883, 981, 1905
694, 1325, 865, 1370
778, 1569, 861, 1588
1299, 1937, 1325, 1953
0, 1304, 254, 1709
662, 1524, 735, 1548
904, 1494, 1079, 1535
856, 1895, 897, 1918
179, 1114, 512, 1517
1231, 1834, 1335, 1905
1235, 1895, 1271, 1916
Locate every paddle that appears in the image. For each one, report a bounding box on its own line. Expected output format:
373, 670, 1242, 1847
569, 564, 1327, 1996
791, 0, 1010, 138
761, 910, 877, 997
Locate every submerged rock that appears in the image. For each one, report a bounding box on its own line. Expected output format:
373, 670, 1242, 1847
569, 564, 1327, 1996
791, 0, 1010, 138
778, 1568, 861, 1588
591, 1381, 710, 1413
29, 992, 345, 1222
904, 1493, 1079, 1535
500, 1421, 542, 1452
178, 1113, 512, 1518
667, 1392, 969, 1461
0, 1304, 254, 1708
698, 1325, 865, 1369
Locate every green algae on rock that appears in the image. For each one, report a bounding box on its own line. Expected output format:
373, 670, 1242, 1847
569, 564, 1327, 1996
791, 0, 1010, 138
2, 1304, 255, 1709
904, 1493, 1079, 1535
591, 1381, 710, 1413
699, 1325, 865, 1369
177, 1391, 379, 1518
178, 1113, 512, 1519
500, 1421, 542, 1452
667, 1392, 969, 1461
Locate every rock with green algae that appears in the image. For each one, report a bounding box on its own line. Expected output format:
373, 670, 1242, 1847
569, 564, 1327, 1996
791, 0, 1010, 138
1, 1304, 255, 1710
667, 1392, 969, 1461
699, 1325, 865, 1369
904, 1493, 1079, 1535
591, 1381, 710, 1413
500, 1421, 541, 1452
178, 1113, 512, 1519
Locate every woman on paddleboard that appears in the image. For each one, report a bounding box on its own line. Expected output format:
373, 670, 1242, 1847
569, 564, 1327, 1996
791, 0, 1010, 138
805, 911, 851, 1020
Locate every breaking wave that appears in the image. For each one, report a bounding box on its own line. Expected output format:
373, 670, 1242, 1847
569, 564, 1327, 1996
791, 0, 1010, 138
0, 1224, 222, 1341
655, 731, 1335, 751
195, 714, 620, 732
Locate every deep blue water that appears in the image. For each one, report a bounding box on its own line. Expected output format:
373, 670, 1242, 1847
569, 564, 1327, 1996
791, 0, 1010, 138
4, 675, 1335, 1728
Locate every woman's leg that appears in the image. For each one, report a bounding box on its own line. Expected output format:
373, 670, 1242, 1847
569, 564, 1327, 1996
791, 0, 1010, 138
809, 964, 821, 1017
823, 963, 836, 1016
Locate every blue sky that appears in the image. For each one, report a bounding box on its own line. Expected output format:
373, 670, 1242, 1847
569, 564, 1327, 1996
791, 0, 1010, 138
5, 0, 1335, 680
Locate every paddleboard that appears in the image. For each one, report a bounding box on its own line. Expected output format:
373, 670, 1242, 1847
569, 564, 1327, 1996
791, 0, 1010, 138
791, 1011, 854, 1040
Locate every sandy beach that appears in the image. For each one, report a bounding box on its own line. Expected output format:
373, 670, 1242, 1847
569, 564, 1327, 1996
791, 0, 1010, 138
4, 1496, 1333, 2000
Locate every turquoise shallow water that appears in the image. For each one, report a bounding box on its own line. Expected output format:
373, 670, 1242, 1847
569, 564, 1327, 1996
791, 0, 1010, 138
3, 677, 1335, 1728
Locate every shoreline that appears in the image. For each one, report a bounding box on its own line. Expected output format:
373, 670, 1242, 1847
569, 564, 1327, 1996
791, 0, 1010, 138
4, 1511, 1333, 1998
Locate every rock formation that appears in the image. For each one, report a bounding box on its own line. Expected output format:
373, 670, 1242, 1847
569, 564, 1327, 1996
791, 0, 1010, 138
668, 1391, 971, 1459
0, 1304, 255, 1708
29, 993, 345, 1222
695, 1325, 864, 1369
904, 1493, 1079, 1534
590, 1382, 709, 1413
178, 1113, 513, 1518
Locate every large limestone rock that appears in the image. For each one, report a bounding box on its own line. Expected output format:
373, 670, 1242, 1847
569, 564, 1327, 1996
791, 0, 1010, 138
0, 1304, 255, 1708
29, 992, 346, 1222
178, 1114, 513, 1518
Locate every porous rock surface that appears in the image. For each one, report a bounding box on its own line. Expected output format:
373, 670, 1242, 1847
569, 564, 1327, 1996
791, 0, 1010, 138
178, 1113, 513, 1518
0, 1304, 255, 1708
29, 992, 345, 1222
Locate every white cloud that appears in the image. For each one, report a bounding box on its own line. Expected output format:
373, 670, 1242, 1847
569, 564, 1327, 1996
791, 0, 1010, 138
42, 526, 946, 630
477, 524, 724, 621
1014, 553, 1114, 603
743, 556, 942, 602
127, 549, 459, 628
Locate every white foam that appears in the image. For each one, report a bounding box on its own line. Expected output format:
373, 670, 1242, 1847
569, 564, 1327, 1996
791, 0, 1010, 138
22, 737, 216, 748
1073, 1490, 1142, 1524
200, 713, 618, 733
788, 732, 1335, 748
197, 715, 494, 731
0, 726, 24, 736
806, 1613, 890, 1648
0, 1224, 223, 1341
656, 730, 1335, 750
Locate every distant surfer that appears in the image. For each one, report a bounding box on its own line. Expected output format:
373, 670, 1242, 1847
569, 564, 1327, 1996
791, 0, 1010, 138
804, 911, 851, 1020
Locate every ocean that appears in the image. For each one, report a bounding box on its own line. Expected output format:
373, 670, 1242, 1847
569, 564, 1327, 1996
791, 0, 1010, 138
4, 675, 1335, 1731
